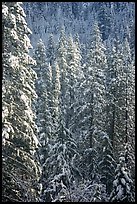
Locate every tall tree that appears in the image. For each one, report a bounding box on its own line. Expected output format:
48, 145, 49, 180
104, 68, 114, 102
40, 30, 82, 202
2, 2, 41, 202
121, 39, 135, 183
106, 38, 135, 161
97, 3, 111, 40
81, 21, 108, 180
105, 41, 119, 148
46, 33, 56, 66
33, 39, 54, 200
51, 61, 61, 125
33, 39, 53, 139
66, 35, 82, 131
67, 33, 85, 138
56, 27, 68, 125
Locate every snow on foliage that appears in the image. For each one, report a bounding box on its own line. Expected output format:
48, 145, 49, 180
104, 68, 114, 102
2, 2, 40, 202
2, 2, 135, 202
109, 155, 134, 202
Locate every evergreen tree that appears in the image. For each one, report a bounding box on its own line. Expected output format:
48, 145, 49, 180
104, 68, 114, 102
106, 38, 134, 160
41, 123, 80, 202
105, 43, 116, 148
33, 39, 53, 147
130, 22, 135, 58
33, 39, 55, 202
46, 33, 56, 66
66, 35, 82, 131
97, 3, 112, 40
40, 30, 82, 202
52, 61, 61, 124
109, 155, 134, 202
2, 2, 40, 202
56, 28, 68, 126
121, 39, 135, 186
105, 38, 135, 200
67, 33, 85, 138
98, 135, 116, 194
81, 21, 108, 180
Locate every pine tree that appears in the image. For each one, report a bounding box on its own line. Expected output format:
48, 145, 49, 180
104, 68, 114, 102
127, 58, 135, 182
2, 2, 40, 202
97, 3, 111, 40
52, 61, 61, 124
40, 30, 82, 202
106, 38, 135, 161
38, 61, 61, 202
130, 22, 135, 58
67, 33, 85, 140
41, 124, 80, 202
33, 39, 53, 143
105, 42, 117, 148
81, 21, 108, 180
109, 154, 134, 202
121, 39, 135, 188
32, 39, 55, 199
98, 135, 116, 194
46, 33, 56, 66
66, 34, 82, 131
105, 38, 135, 200
56, 28, 68, 126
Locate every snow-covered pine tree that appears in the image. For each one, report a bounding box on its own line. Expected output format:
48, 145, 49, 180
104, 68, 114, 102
106, 37, 135, 201
40, 30, 82, 202
51, 61, 61, 125
68, 179, 107, 202
109, 154, 134, 202
97, 3, 111, 41
67, 33, 86, 142
40, 105, 81, 202
38, 61, 61, 201
106, 39, 124, 150
114, 40, 131, 153
121, 38, 135, 190
105, 42, 118, 149
33, 39, 53, 141
2, 2, 41, 202
126, 57, 135, 184
46, 33, 56, 66
66, 34, 82, 131
66, 34, 85, 183
80, 21, 108, 180
106, 38, 134, 161
40, 124, 80, 202
56, 27, 68, 126
130, 22, 135, 58
32, 40, 55, 198
98, 134, 116, 194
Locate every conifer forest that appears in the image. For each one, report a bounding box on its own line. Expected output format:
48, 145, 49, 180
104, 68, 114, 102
2, 2, 135, 202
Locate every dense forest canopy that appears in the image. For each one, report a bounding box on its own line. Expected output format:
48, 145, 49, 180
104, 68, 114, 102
23, 2, 135, 51
2, 2, 135, 202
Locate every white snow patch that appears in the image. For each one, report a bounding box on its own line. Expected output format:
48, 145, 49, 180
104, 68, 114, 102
113, 178, 118, 187
121, 178, 126, 186
2, 5, 8, 17
9, 55, 19, 67
121, 167, 132, 183
116, 185, 123, 199
2, 106, 9, 118
33, 134, 40, 148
